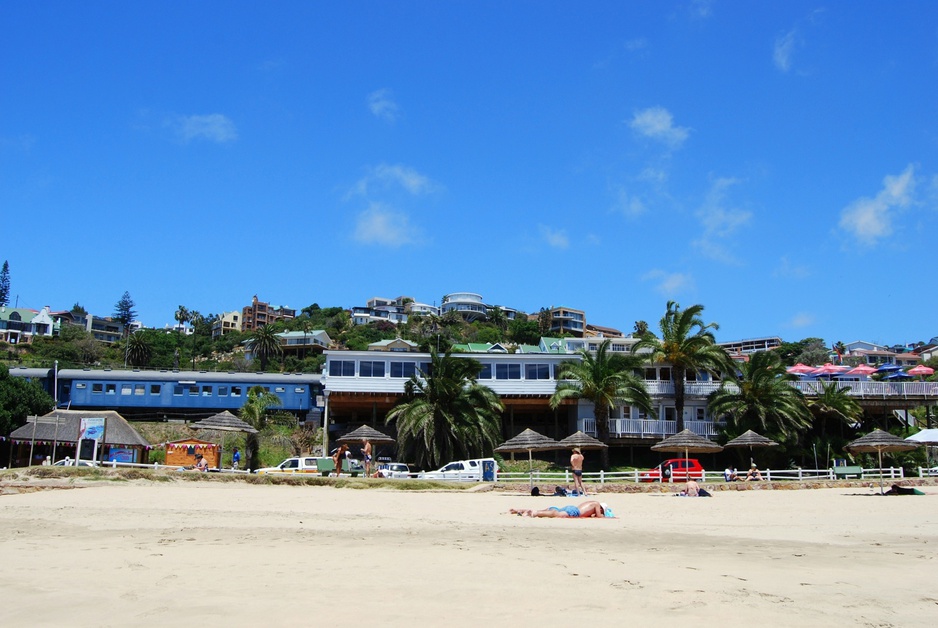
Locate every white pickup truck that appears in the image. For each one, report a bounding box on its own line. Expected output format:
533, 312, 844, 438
417, 458, 498, 482
256, 456, 362, 476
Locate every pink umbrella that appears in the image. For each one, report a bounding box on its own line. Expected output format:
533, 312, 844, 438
907, 365, 934, 378
787, 363, 816, 375
845, 364, 877, 376
812, 363, 849, 375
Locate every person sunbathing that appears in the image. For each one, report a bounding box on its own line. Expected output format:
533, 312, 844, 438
746, 464, 763, 481
509, 501, 613, 518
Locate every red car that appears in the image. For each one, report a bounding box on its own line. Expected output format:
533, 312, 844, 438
639, 458, 705, 482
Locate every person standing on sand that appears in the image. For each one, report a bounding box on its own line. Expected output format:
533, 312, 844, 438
232, 447, 241, 470
570, 447, 586, 495
362, 439, 372, 476
332, 444, 349, 477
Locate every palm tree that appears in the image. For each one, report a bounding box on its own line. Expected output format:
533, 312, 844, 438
126, 331, 152, 367
239, 385, 292, 471
633, 320, 649, 337
550, 339, 654, 467
174, 305, 190, 332
807, 381, 862, 438
386, 349, 503, 469
249, 324, 282, 371
632, 301, 735, 432
708, 350, 812, 441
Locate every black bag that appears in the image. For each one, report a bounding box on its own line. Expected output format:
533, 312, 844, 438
530, 486, 540, 496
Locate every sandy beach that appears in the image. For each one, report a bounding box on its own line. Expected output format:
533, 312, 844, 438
1, 479, 935, 627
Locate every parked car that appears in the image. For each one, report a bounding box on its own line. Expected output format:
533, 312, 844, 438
418, 458, 498, 481
375, 462, 412, 478
52, 459, 96, 467
256, 456, 363, 476
639, 458, 704, 482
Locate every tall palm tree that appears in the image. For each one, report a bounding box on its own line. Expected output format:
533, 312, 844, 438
807, 381, 862, 438
126, 331, 152, 367
386, 349, 503, 469
708, 350, 812, 441
249, 324, 282, 371
550, 339, 654, 467
239, 385, 292, 471
632, 301, 735, 432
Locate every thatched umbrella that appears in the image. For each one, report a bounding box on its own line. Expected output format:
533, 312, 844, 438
337, 424, 396, 445
557, 430, 608, 451
723, 429, 778, 466
495, 428, 561, 487
190, 410, 258, 434
651, 429, 723, 481
190, 410, 258, 470
846, 429, 921, 494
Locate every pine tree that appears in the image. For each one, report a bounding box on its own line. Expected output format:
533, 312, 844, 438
0, 261, 10, 307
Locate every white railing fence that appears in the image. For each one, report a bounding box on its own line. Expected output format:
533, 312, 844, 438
498, 466, 904, 485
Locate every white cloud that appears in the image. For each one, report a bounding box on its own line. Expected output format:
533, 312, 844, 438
692, 177, 751, 264
611, 186, 646, 217
624, 38, 647, 52
838, 165, 916, 246
774, 29, 797, 72
368, 88, 399, 122
642, 269, 693, 296
349, 163, 436, 198
353, 203, 423, 247
773, 256, 812, 279
173, 114, 237, 143
637, 167, 668, 185
539, 225, 569, 249
629, 106, 689, 148
785, 312, 815, 329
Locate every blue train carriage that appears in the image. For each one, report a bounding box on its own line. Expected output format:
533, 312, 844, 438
5, 366, 56, 396
54, 369, 322, 420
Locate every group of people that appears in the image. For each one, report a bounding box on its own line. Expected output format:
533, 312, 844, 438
331, 439, 374, 477
724, 463, 763, 482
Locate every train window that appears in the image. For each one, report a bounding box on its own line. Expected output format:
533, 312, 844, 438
106, 384, 116, 394
121, 385, 132, 395
275, 387, 286, 393
294, 387, 304, 394
174, 385, 184, 396
188, 385, 199, 396
92, 383, 103, 393
76, 383, 87, 389
150, 384, 161, 394
134, 385, 145, 395
202, 386, 212, 396
218, 386, 229, 396
231, 386, 242, 396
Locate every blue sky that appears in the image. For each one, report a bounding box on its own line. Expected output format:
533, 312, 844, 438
3, 1, 937, 347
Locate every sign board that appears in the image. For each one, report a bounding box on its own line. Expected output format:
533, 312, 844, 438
76, 417, 106, 463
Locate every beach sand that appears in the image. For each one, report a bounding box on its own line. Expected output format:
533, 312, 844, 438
0, 480, 935, 627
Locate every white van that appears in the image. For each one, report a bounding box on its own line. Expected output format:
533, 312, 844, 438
418, 458, 498, 482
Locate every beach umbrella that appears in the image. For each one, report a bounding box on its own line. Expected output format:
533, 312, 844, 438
907, 365, 934, 378
884, 371, 913, 380
723, 429, 779, 466
556, 430, 608, 450
337, 424, 396, 445
846, 429, 920, 494
651, 429, 723, 480
875, 363, 903, 373
812, 363, 849, 376
905, 429, 938, 467
495, 428, 561, 487
787, 363, 816, 375
844, 364, 877, 377
190, 410, 258, 433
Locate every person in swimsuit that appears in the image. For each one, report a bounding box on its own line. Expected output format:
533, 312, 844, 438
332, 444, 349, 477
570, 447, 586, 496
193, 453, 208, 472
362, 439, 373, 476
509, 501, 613, 518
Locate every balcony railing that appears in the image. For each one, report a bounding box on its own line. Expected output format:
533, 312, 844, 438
578, 418, 721, 439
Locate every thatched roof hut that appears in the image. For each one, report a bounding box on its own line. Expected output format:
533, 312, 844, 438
7, 409, 151, 467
